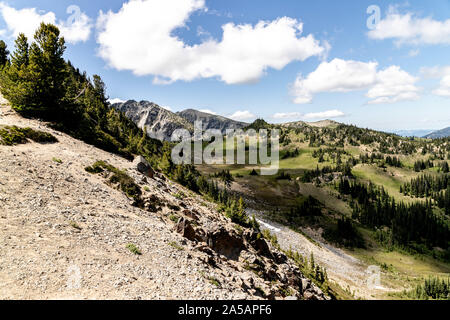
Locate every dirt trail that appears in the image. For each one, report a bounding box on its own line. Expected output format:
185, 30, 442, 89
247, 209, 389, 299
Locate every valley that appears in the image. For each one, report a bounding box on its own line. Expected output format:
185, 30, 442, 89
195, 121, 450, 299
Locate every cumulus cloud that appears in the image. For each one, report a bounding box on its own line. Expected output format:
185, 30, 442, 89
228, 110, 256, 121
419, 66, 450, 98
199, 109, 217, 115
366, 66, 420, 104
291, 59, 378, 104
0, 3, 92, 44
272, 112, 302, 119
368, 6, 450, 46
432, 75, 450, 97
96, 0, 326, 84
421, 66, 450, 97
303, 110, 345, 120
108, 98, 126, 104
291, 58, 420, 104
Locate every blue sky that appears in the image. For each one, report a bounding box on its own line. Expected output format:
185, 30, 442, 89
0, 0, 449, 131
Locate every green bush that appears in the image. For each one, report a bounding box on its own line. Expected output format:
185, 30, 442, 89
0, 126, 57, 145
85, 161, 142, 201
125, 243, 142, 255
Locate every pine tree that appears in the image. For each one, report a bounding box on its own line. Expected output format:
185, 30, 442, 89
10, 34, 28, 68
1, 24, 67, 117
28, 23, 67, 117
0, 40, 9, 67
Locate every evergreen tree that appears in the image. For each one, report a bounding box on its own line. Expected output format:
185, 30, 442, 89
1, 24, 67, 117
29, 23, 67, 117
0, 40, 9, 67
10, 34, 29, 68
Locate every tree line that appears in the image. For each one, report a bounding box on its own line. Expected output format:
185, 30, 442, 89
338, 178, 450, 257
401, 174, 450, 215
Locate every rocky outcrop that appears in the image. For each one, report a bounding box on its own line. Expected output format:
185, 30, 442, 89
112, 100, 193, 141
177, 109, 248, 134
133, 155, 154, 178
111, 101, 249, 142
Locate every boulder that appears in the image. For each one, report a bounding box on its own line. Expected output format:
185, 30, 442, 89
174, 218, 198, 241
252, 238, 273, 258
133, 156, 154, 178
206, 226, 245, 261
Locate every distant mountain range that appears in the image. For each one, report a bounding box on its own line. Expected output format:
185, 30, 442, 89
390, 130, 434, 138
423, 127, 450, 139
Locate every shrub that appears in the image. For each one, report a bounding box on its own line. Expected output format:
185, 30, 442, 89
168, 241, 184, 251
125, 243, 142, 255
85, 161, 142, 201
0, 126, 57, 145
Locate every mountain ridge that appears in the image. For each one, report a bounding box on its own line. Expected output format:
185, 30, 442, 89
112, 101, 249, 141
423, 127, 450, 139
111, 100, 193, 141
177, 109, 248, 133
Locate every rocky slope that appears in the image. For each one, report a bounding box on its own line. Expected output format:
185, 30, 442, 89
0, 98, 328, 300
111, 100, 193, 141
111, 101, 249, 142
177, 109, 248, 133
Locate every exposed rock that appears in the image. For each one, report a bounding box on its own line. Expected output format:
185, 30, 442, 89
112, 100, 193, 141
182, 209, 199, 221
206, 226, 245, 261
133, 155, 154, 178
174, 218, 198, 242
177, 109, 248, 134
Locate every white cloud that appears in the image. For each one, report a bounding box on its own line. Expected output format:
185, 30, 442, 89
303, 110, 345, 120
420, 66, 450, 98
366, 66, 420, 104
368, 6, 450, 46
96, 0, 326, 84
0, 3, 92, 44
432, 74, 450, 97
292, 59, 378, 104
291, 58, 420, 105
58, 6, 93, 44
160, 105, 173, 111
228, 110, 255, 121
108, 98, 126, 104
272, 112, 302, 119
199, 109, 217, 115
